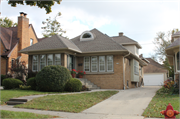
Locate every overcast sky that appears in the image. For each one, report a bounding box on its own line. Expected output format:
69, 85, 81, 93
1, 0, 180, 58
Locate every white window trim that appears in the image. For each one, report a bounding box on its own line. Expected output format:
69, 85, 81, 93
32, 55, 38, 72
55, 54, 61, 65
47, 54, 53, 66
107, 55, 113, 72
80, 31, 94, 41
91, 56, 98, 72
40, 55, 46, 70
84, 57, 90, 72
99, 56, 105, 72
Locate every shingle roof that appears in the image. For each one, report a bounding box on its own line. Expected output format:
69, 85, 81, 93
172, 31, 180, 37
70, 28, 127, 53
166, 38, 180, 49
19, 34, 81, 53
145, 58, 165, 69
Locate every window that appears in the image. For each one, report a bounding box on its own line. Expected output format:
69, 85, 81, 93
11, 59, 14, 68
47, 54, 53, 65
55, 54, 61, 65
82, 33, 92, 38
99, 56, 105, 72
134, 60, 139, 75
80, 31, 94, 41
91, 56, 98, 72
84, 57, 90, 72
30, 39, 33, 46
107, 56, 113, 72
32, 55, 38, 71
40, 55, 46, 70
177, 52, 180, 71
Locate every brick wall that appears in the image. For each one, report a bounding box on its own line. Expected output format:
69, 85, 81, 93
8, 44, 18, 71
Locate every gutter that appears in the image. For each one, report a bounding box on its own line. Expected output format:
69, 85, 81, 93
123, 52, 131, 90
166, 54, 175, 80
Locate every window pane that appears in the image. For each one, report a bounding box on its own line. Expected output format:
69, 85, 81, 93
32, 55, 38, 71
177, 52, 180, 70
99, 56, 105, 71
47, 54, 53, 65
107, 56, 113, 72
91, 57, 97, 72
40, 55, 46, 70
84, 57, 90, 72
55, 54, 61, 65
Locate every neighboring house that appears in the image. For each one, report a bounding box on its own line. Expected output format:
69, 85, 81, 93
166, 31, 180, 82
19, 29, 147, 89
142, 57, 168, 86
0, 12, 39, 75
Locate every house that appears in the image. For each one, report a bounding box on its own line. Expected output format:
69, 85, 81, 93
166, 31, 180, 83
141, 57, 168, 86
19, 29, 148, 89
0, 12, 39, 75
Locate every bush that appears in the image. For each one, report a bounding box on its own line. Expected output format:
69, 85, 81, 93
36, 65, 71, 92
27, 77, 36, 90
19, 85, 31, 90
1, 75, 6, 86
2, 78, 23, 89
65, 78, 82, 92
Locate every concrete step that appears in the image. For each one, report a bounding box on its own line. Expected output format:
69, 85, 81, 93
6, 101, 26, 105
77, 78, 100, 90
9, 98, 28, 102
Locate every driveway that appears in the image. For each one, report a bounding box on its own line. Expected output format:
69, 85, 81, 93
83, 86, 161, 116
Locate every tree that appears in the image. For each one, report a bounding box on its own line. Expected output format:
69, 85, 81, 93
0, 17, 17, 27
41, 12, 66, 38
8, 0, 61, 14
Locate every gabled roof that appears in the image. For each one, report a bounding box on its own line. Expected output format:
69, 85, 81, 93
112, 35, 142, 48
166, 38, 180, 50
19, 34, 81, 53
145, 58, 165, 69
70, 28, 127, 53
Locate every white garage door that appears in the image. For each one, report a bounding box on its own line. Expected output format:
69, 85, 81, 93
144, 74, 164, 86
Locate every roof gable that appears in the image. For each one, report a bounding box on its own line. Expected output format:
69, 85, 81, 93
0, 27, 12, 50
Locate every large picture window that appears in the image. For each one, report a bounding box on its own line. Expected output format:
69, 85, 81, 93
107, 56, 113, 72
32, 55, 38, 71
40, 55, 46, 70
134, 60, 139, 75
91, 56, 98, 72
47, 54, 53, 65
84, 57, 90, 72
99, 56, 105, 72
177, 52, 180, 71
55, 54, 61, 65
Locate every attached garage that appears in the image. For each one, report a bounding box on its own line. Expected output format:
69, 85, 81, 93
144, 73, 165, 86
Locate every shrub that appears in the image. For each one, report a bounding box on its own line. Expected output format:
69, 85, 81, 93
36, 65, 71, 92
1, 75, 6, 86
19, 85, 31, 90
164, 79, 174, 89
27, 77, 36, 90
2, 78, 23, 89
65, 78, 82, 92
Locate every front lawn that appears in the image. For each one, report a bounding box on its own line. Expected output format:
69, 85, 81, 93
142, 87, 179, 118
1, 110, 59, 118
1, 89, 61, 105
15, 91, 118, 113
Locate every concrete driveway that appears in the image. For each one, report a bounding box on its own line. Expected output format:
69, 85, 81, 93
83, 86, 161, 117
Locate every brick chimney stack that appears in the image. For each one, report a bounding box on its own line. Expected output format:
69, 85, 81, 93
119, 32, 123, 37
17, 12, 29, 56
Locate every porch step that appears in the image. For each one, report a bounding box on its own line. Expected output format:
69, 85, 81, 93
77, 78, 100, 89
6, 98, 28, 105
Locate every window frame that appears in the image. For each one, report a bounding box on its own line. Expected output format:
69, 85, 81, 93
32, 55, 38, 72
91, 56, 98, 72
55, 54, 61, 65
40, 55, 46, 70
47, 54, 53, 66
99, 56, 105, 72
107, 55, 113, 72
84, 57, 90, 72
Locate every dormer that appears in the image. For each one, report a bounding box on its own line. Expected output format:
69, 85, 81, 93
80, 31, 95, 41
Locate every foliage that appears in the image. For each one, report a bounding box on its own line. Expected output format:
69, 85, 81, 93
27, 70, 38, 79
156, 87, 170, 94
19, 85, 31, 90
71, 69, 77, 74
2, 78, 23, 89
41, 12, 66, 37
65, 78, 82, 92
27, 77, 36, 90
1, 75, 6, 86
1, 110, 58, 118
36, 65, 71, 92
0, 17, 17, 27
15, 91, 118, 113
8, 0, 61, 14
77, 70, 86, 76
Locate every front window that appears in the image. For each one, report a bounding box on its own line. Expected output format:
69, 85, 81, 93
91, 56, 98, 72
47, 54, 53, 65
107, 56, 113, 72
134, 60, 139, 75
99, 56, 105, 72
32, 55, 38, 71
84, 57, 90, 72
55, 54, 61, 65
177, 52, 180, 70
40, 55, 46, 70
30, 39, 33, 46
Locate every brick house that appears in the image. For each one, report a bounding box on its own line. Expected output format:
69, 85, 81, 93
0, 12, 39, 75
20, 29, 147, 89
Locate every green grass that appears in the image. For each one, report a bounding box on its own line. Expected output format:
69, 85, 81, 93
142, 88, 179, 118
1, 89, 61, 105
15, 91, 118, 113
1, 110, 59, 118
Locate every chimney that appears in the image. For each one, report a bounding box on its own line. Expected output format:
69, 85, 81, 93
119, 32, 123, 37
17, 12, 29, 56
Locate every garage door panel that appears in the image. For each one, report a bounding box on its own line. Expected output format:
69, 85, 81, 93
144, 74, 164, 86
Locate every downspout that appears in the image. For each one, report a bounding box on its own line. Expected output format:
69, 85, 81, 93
123, 52, 131, 90
166, 54, 175, 80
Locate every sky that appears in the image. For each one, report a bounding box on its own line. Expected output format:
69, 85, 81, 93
1, 0, 180, 58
